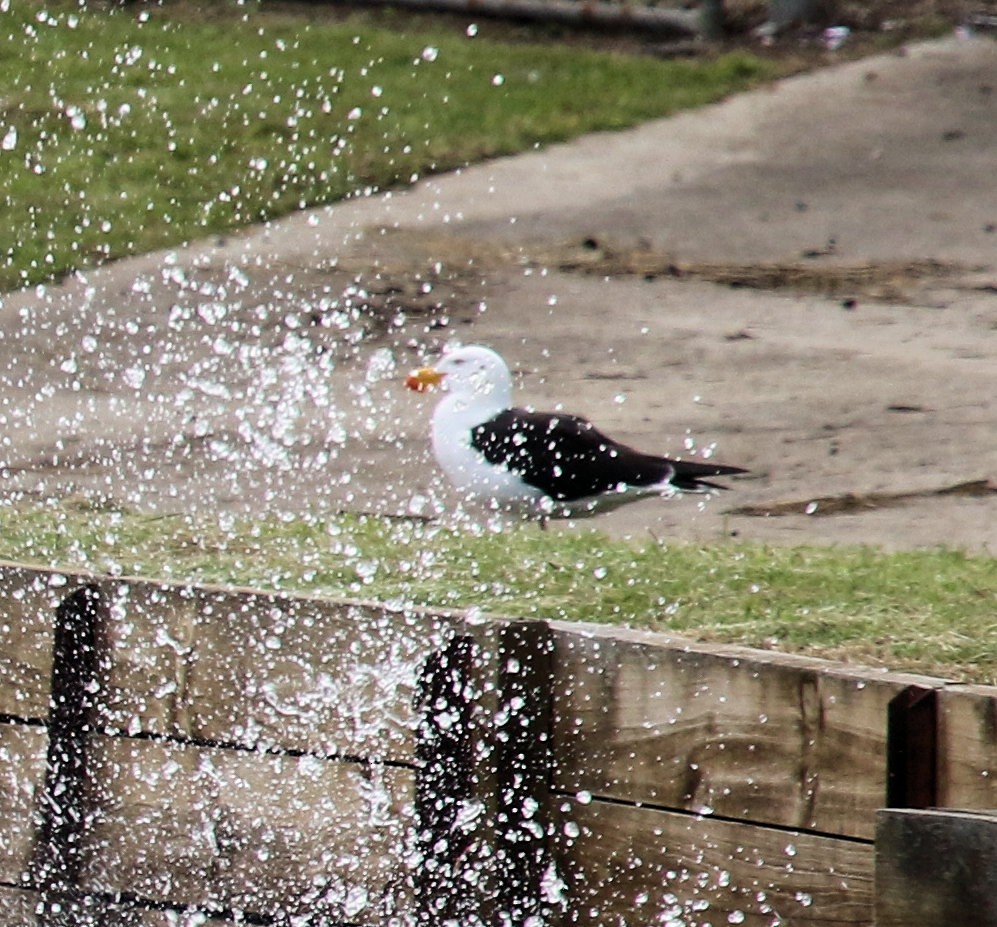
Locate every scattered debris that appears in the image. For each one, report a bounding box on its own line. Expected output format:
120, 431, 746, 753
550, 238, 971, 301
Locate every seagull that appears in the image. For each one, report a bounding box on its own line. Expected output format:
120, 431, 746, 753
406, 344, 747, 519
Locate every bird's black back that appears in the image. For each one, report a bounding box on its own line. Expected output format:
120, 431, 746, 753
471, 408, 744, 502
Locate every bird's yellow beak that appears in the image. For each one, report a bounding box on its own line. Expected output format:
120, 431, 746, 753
405, 366, 445, 392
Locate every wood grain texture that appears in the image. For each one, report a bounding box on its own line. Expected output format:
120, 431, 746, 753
0, 564, 69, 718
0, 560, 460, 763
0, 886, 41, 927
937, 684, 997, 809
0, 887, 233, 927
550, 622, 943, 840
102, 908, 232, 926
876, 809, 997, 927
553, 799, 873, 927
93, 577, 456, 763
0, 723, 48, 884
78, 735, 416, 924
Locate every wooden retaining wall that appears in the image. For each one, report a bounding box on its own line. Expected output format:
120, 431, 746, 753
1, 560, 996, 925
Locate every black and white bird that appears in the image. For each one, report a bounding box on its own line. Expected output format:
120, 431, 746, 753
406, 344, 747, 518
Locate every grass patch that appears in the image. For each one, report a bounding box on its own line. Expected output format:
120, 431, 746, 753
3, 499, 995, 683
0, 1, 780, 291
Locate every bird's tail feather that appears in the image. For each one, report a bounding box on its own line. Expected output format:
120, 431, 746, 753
669, 459, 748, 492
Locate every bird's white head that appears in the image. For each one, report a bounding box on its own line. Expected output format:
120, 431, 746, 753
406, 344, 513, 408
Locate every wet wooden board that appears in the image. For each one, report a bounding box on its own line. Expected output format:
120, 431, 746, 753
0, 722, 48, 884
549, 622, 943, 840
0, 886, 235, 927
554, 798, 874, 927
0, 561, 461, 763
0, 564, 70, 718
93, 576, 457, 762
937, 684, 997, 808
0, 886, 41, 927
78, 734, 416, 924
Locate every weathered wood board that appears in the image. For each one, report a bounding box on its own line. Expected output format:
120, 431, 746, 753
0, 886, 41, 927
78, 734, 416, 924
0, 722, 48, 884
93, 576, 456, 762
550, 622, 945, 840
0, 886, 234, 927
0, 560, 461, 763
876, 808, 997, 927
96, 907, 232, 926
937, 684, 997, 808
0, 565, 69, 718
553, 799, 874, 927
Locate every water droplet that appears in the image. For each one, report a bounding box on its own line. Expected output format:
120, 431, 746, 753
123, 366, 146, 389
492, 74, 505, 86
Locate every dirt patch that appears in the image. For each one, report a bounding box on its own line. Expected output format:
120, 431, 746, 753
728, 478, 997, 517
547, 238, 976, 302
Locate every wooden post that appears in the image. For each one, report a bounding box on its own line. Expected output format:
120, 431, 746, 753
699, 0, 726, 39
494, 621, 554, 926
876, 809, 997, 926
31, 584, 109, 926
886, 685, 938, 809
415, 635, 482, 924
415, 622, 554, 926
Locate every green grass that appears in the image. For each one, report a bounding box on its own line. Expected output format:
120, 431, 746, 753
0, 1, 780, 290
3, 500, 995, 683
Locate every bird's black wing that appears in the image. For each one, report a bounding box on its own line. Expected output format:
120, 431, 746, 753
470, 408, 676, 501
472, 408, 748, 500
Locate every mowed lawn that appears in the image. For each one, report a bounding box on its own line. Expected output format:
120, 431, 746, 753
0, 1, 778, 290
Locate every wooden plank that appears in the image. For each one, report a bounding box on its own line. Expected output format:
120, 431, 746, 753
101, 907, 232, 926
92, 577, 458, 763
553, 799, 873, 927
494, 621, 555, 925
0, 723, 49, 884
0, 560, 459, 762
415, 633, 484, 924
414, 619, 552, 925
0, 563, 67, 718
0, 889, 197, 927
78, 734, 416, 924
876, 808, 997, 927
937, 684, 997, 809
31, 583, 112, 922
0, 889, 234, 927
0, 885, 41, 927
550, 622, 943, 840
